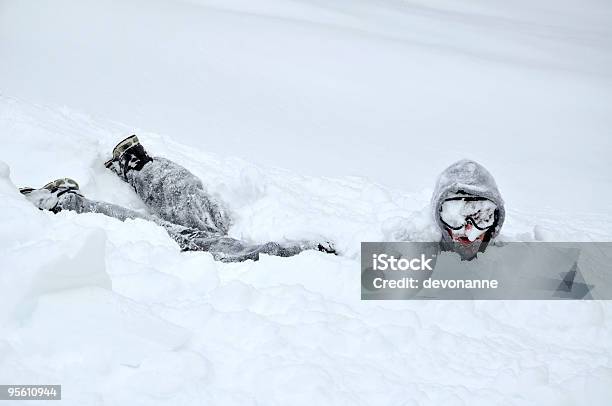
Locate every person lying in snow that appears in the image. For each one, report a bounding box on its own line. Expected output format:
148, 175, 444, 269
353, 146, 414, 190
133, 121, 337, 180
19, 135, 336, 262
431, 159, 505, 260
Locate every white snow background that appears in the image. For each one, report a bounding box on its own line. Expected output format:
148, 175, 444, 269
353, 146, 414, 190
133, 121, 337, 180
1, 0, 612, 405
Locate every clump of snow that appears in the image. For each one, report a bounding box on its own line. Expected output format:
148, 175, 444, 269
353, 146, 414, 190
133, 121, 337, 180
464, 225, 485, 241
440, 199, 497, 229
0, 161, 9, 179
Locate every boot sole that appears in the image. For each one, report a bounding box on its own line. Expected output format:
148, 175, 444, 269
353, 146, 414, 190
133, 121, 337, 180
112, 134, 140, 160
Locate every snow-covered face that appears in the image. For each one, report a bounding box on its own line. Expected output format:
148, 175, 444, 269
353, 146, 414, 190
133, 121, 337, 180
439, 196, 497, 259
446, 222, 488, 244
443, 224, 486, 260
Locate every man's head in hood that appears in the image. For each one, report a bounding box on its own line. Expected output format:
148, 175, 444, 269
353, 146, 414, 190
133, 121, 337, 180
431, 159, 505, 260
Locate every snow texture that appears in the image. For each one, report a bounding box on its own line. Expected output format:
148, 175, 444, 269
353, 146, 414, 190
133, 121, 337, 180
2, 0, 611, 214
1, 0, 612, 404
1, 94, 612, 405
47, 185, 321, 262
440, 199, 497, 230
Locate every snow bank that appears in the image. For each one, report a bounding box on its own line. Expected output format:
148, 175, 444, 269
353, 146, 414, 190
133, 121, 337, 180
1, 95, 612, 405
0, 0, 611, 402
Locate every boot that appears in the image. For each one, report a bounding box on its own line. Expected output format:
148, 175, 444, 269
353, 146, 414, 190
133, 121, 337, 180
104, 135, 152, 180
20, 178, 82, 213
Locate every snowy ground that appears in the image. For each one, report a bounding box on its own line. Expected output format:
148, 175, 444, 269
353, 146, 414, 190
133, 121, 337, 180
2, 0, 612, 211
1, 0, 612, 405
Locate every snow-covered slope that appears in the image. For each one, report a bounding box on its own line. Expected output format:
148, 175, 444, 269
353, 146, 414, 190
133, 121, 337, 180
1, 95, 612, 405
1, 0, 612, 404
1, 0, 611, 212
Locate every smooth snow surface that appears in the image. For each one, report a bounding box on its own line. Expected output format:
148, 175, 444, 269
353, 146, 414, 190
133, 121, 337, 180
1, 0, 612, 404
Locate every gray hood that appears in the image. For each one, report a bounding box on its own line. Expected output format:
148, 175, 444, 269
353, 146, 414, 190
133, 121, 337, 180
431, 159, 505, 239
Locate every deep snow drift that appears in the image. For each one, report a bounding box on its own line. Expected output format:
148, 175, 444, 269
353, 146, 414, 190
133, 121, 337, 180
1, 95, 612, 405
1, 0, 612, 404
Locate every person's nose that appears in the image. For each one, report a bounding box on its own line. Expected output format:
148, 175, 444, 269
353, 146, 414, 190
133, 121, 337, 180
465, 222, 473, 232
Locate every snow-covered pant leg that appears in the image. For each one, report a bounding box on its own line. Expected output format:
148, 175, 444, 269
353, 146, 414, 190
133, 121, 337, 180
56, 192, 217, 252
57, 193, 323, 261
183, 234, 319, 262
125, 157, 231, 234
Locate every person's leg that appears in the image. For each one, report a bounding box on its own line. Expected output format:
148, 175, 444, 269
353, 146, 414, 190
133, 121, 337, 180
20, 178, 209, 251
185, 235, 334, 262
105, 135, 231, 234
20, 179, 335, 260
127, 157, 231, 234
